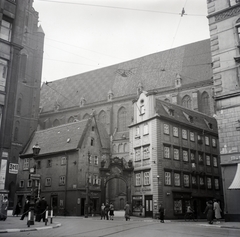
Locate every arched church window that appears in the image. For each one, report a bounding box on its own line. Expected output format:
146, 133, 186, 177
201, 92, 210, 115
118, 107, 127, 131
98, 110, 106, 125
182, 95, 192, 109
53, 119, 60, 127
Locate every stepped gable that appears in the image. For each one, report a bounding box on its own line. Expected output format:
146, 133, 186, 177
23, 119, 90, 156
156, 99, 218, 133
40, 39, 211, 113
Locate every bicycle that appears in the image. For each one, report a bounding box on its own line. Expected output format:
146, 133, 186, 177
184, 212, 198, 222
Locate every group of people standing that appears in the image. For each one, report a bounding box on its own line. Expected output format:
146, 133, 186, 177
204, 199, 222, 224
100, 202, 114, 220
18, 196, 48, 222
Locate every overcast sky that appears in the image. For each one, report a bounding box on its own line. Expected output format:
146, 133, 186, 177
33, 0, 210, 83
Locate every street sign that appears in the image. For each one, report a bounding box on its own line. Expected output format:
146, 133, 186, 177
30, 174, 41, 179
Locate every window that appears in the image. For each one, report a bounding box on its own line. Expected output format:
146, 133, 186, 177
93, 175, 99, 185
201, 92, 210, 115
0, 58, 8, 91
136, 173, 141, 186
165, 171, 171, 185
174, 200, 183, 214
61, 157, 66, 165
212, 138, 217, 148
135, 148, 141, 161
205, 136, 210, 146
37, 160, 41, 169
0, 19, 12, 41
19, 180, 24, 188
59, 176, 66, 185
207, 177, 212, 189
199, 177, 205, 188
135, 126, 140, 137
98, 110, 106, 126
88, 174, 92, 184
182, 95, 191, 109
91, 138, 94, 146
192, 176, 197, 187
190, 132, 195, 142
190, 152, 195, 162
143, 123, 149, 135
94, 156, 98, 165
173, 148, 180, 160
198, 135, 203, 144
164, 124, 169, 134
164, 146, 170, 159
118, 107, 127, 131
183, 174, 190, 187
47, 160, 52, 168
27, 179, 32, 188
140, 105, 145, 115
214, 178, 219, 190
173, 127, 179, 137
17, 98, 22, 115
206, 155, 211, 166
213, 156, 218, 167
198, 153, 203, 164
183, 150, 189, 162
143, 146, 150, 159
45, 178, 51, 187
182, 129, 187, 140
23, 158, 29, 170
174, 173, 180, 186
143, 172, 150, 185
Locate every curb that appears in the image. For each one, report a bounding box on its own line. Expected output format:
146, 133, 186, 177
0, 222, 61, 234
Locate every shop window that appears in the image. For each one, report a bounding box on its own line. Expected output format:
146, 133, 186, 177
132, 196, 143, 213
174, 200, 183, 214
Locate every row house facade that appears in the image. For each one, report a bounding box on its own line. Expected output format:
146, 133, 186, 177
0, 0, 44, 208
129, 92, 222, 219
207, 0, 240, 221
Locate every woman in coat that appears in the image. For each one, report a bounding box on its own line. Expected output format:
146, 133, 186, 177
0, 196, 9, 221
124, 202, 130, 221
204, 201, 214, 224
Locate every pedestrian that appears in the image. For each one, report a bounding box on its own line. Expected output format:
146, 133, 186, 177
213, 199, 222, 223
14, 200, 22, 217
39, 196, 48, 222
100, 203, 105, 220
35, 197, 41, 222
204, 200, 214, 224
124, 202, 130, 221
109, 203, 114, 220
104, 202, 110, 220
0, 196, 9, 221
159, 203, 165, 223
20, 197, 30, 220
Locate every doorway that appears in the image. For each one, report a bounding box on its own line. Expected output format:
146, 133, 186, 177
145, 195, 153, 217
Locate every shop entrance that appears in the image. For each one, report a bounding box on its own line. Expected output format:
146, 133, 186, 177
145, 195, 153, 217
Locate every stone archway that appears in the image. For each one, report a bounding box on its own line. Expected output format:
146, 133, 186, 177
99, 157, 133, 210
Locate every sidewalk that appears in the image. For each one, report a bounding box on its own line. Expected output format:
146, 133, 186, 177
0, 211, 239, 234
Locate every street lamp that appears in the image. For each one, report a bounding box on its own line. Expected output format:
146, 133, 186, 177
28, 143, 41, 226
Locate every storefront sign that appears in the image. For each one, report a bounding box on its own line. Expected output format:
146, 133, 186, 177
9, 163, 19, 174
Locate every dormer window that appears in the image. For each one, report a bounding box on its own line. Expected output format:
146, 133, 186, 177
169, 109, 174, 116
140, 105, 145, 115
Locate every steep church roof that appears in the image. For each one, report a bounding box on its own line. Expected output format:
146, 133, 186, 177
40, 39, 212, 113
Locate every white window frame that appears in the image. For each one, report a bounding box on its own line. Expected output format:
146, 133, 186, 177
143, 172, 150, 185
182, 129, 187, 140
213, 156, 218, 167
135, 126, 140, 137
173, 127, 179, 137
190, 132, 195, 141
183, 150, 189, 162
165, 171, 171, 185
135, 148, 141, 161
0, 19, 12, 41
143, 123, 149, 135
143, 146, 150, 159
174, 173, 180, 186
173, 148, 180, 160
212, 138, 217, 147
136, 173, 141, 186
206, 155, 211, 166
23, 158, 29, 170
205, 136, 210, 146
164, 146, 170, 159
164, 124, 170, 135
140, 105, 145, 115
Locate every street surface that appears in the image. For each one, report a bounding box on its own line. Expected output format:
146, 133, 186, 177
2, 216, 239, 237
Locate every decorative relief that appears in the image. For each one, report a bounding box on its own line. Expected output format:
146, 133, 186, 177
215, 6, 240, 22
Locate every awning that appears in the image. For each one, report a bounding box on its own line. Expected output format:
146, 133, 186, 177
228, 163, 240, 190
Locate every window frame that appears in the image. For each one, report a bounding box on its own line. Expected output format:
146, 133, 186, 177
135, 173, 141, 186
0, 18, 12, 41
183, 174, 190, 188
45, 177, 52, 187
206, 155, 211, 166
164, 145, 171, 159
143, 123, 149, 135
173, 127, 179, 137
164, 171, 172, 186
135, 147, 141, 162
182, 150, 189, 162
173, 147, 180, 161
174, 172, 181, 187
143, 146, 150, 160
143, 171, 150, 186
23, 158, 29, 170
164, 124, 170, 135
182, 129, 188, 140
59, 175, 66, 186
190, 132, 195, 142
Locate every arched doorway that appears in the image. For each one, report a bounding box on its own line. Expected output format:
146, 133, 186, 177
99, 157, 133, 210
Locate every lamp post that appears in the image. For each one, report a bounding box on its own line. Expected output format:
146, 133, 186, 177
28, 144, 41, 226
84, 152, 90, 218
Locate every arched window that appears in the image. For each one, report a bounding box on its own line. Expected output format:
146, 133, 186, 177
98, 110, 106, 125
118, 107, 127, 131
182, 95, 192, 109
201, 92, 210, 115
83, 113, 90, 120
53, 119, 60, 127
16, 97, 22, 115
68, 116, 74, 123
